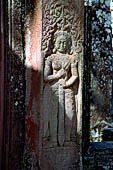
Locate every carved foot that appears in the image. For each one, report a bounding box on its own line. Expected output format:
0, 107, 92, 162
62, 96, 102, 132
70, 136, 77, 142
51, 142, 58, 148
64, 141, 76, 147
43, 137, 58, 148
42, 136, 50, 148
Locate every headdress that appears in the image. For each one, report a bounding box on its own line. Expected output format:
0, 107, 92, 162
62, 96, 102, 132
53, 30, 72, 54
53, 30, 71, 43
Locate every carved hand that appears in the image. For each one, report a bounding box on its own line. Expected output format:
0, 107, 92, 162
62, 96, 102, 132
59, 79, 66, 87
62, 61, 70, 71
57, 69, 66, 79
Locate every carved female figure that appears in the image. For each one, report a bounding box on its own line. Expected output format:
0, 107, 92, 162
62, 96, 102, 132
43, 31, 78, 147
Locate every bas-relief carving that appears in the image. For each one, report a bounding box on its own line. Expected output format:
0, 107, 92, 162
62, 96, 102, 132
43, 31, 78, 147
42, 0, 83, 56
40, 0, 83, 169
41, 0, 83, 147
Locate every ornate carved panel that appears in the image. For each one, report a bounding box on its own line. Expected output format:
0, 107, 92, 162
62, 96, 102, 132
38, 0, 84, 169
21, 0, 83, 169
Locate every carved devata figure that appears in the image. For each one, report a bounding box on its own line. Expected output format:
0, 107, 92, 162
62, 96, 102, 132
43, 31, 78, 147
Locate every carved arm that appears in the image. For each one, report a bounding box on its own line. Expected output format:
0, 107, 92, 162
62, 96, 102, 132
64, 62, 78, 88
44, 57, 66, 83
44, 74, 59, 83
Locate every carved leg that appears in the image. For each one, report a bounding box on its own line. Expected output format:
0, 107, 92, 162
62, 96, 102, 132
65, 89, 76, 143
50, 90, 58, 146
58, 84, 65, 146
71, 107, 77, 142
43, 86, 52, 145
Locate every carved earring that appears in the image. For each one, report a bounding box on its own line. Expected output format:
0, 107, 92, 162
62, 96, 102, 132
70, 47, 73, 55
53, 47, 57, 53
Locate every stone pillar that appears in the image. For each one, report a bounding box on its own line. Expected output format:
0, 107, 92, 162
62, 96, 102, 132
0, 0, 5, 169
24, 0, 42, 169
24, 0, 84, 169
1, 0, 26, 170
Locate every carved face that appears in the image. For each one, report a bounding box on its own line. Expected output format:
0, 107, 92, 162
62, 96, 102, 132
55, 35, 68, 53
